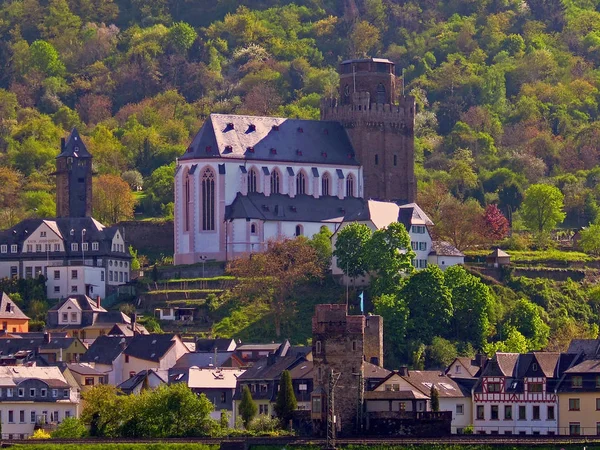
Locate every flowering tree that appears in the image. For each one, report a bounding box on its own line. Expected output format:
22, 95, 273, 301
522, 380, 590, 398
483, 204, 510, 242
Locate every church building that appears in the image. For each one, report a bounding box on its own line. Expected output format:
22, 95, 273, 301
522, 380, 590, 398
174, 58, 420, 264
0, 129, 131, 299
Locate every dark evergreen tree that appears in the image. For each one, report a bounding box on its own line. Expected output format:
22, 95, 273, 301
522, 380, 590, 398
430, 385, 440, 412
274, 370, 298, 428
239, 385, 257, 429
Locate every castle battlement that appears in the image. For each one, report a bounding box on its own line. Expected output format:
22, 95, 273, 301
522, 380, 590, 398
321, 97, 415, 124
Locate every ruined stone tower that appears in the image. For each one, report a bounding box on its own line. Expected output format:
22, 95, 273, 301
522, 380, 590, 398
321, 58, 416, 203
311, 304, 384, 435
55, 128, 93, 218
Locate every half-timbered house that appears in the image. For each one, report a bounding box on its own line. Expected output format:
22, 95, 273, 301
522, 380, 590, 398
472, 352, 567, 435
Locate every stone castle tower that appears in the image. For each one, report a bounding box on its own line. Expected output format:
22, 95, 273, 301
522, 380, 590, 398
321, 58, 416, 204
55, 128, 93, 218
311, 304, 383, 435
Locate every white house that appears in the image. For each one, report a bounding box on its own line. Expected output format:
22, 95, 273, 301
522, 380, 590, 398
365, 369, 472, 434
0, 366, 80, 440
82, 334, 188, 386
0, 218, 130, 300
331, 201, 463, 282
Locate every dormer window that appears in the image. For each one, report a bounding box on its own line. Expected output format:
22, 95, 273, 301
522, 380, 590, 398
224, 145, 232, 153
248, 124, 256, 132
227, 122, 234, 129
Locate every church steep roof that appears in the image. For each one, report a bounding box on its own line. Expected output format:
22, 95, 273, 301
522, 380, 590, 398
57, 128, 91, 159
180, 114, 359, 166
225, 192, 365, 223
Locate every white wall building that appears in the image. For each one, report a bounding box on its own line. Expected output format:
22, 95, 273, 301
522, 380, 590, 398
472, 352, 560, 435
0, 218, 130, 300
0, 366, 79, 440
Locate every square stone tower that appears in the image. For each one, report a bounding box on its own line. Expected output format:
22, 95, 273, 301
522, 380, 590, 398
54, 128, 93, 218
321, 58, 416, 204
311, 304, 384, 435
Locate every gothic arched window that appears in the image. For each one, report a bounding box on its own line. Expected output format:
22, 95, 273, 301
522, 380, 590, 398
184, 171, 191, 232
296, 172, 306, 195
376, 83, 386, 104
346, 174, 355, 198
321, 173, 330, 196
248, 169, 257, 193
201, 168, 215, 231
271, 170, 280, 194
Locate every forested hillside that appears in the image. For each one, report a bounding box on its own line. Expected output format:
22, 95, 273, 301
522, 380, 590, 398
1, 0, 600, 233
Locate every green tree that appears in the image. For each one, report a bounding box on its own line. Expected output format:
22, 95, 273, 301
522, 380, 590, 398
309, 226, 333, 269
333, 223, 372, 282
520, 184, 566, 236
445, 266, 492, 346
579, 223, 600, 256
401, 266, 453, 344
274, 370, 297, 428
366, 222, 415, 296
28, 40, 65, 77
167, 22, 198, 53
52, 417, 88, 438
484, 326, 529, 355
374, 293, 409, 368
23, 191, 56, 218
427, 336, 458, 369
144, 162, 176, 214
81, 385, 123, 437
430, 385, 440, 412
506, 299, 550, 350
239, 385, 257, 429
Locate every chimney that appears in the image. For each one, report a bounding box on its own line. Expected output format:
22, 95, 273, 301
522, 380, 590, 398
43, 332, 51, 344
130, 313, 138, 335
398, 366, 409, 376
96, 296, 101, 309
475, 353, 487, 368
60, 137, 65, 151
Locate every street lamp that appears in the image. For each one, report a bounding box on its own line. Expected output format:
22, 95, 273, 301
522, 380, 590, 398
199, 255, 208, 278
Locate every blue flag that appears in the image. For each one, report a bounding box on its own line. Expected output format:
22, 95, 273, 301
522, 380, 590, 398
359, 291, 364, 314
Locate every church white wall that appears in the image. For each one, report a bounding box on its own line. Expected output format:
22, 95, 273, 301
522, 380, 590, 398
174, 158, 361, 264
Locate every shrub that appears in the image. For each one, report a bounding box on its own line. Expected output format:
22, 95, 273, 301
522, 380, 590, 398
30, 428, 51, 439
52, 417, 88, 438
248, 414, 280, 433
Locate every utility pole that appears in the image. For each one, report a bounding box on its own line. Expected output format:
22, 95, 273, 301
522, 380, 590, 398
356, 370, 364, 434
326, 369, 340, 450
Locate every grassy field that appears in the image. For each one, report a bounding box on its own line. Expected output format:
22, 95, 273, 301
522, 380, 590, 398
465, 249, 598, 263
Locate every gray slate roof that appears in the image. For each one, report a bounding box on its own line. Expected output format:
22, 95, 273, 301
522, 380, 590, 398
180, 114, 359, 166
80, 335, 131, 365
429, 241, 464, 257
0, 217, 128, 259
225, 192, 364, 222
0, 293, 30, 320
57, 128, 92, 159
122, 334, 179, 363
